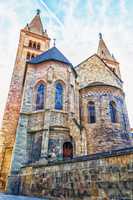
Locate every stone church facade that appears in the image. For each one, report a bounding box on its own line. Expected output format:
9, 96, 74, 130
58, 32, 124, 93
0, 10, 133, 199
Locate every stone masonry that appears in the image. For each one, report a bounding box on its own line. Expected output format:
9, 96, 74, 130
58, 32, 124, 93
0, 11, 50, 191
8, 147, 133, 200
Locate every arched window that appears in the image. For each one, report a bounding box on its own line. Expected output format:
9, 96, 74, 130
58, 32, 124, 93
63, 142, 73, 159
109, 101, 118, 123
37, 43, 41, 50
88, 101, 96, 123
33, 42, 36, 49
31, 54, 35, 59
26, 52, 30, 60
36, 83, 45, 110
55, 82, 63, 110
29, 40, 32, 48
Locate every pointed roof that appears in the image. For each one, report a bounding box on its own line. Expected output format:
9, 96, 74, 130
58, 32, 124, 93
28, 46, 72, 65
97, 33, 115, 62
25, 9, 44, 35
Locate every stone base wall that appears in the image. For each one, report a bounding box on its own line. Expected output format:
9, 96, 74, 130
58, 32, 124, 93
7, 147, 133, 200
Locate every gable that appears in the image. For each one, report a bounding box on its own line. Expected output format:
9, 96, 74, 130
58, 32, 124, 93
76, 54, 122, 89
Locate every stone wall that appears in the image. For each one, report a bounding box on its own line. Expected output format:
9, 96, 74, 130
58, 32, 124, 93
0, 28, 50, 191
76, 55, 122, 89
80, 85, 131, 154
8, 60, 81, 175
7, 147, 133, 200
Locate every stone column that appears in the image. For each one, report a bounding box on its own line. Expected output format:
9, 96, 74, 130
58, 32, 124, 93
9, 114, 28, 173
6, 114, 28, 193
41, 130, 49, 158
40, 110, 51, 163
40, 73, 53, 163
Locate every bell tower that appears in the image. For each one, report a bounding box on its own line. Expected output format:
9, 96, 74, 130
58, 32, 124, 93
0, 10, 50, 191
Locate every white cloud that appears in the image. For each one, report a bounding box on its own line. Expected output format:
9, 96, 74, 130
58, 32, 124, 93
39, 0, 64, 28
0, 0, 38, 127
119, 0, 127, 15
87, 0, 94, 16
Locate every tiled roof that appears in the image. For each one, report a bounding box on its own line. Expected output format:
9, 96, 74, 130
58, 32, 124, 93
28, 47, 72, 65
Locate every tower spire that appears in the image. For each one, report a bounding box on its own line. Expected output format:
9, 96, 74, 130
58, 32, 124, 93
97, 33, 121, 78
97, 33, 114, 61
24, 9, 44, 35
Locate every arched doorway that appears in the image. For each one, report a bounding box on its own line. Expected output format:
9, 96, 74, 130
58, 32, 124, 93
63, 142, 73, 159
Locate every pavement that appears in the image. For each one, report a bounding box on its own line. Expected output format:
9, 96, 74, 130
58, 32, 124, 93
0, 193, 48, 200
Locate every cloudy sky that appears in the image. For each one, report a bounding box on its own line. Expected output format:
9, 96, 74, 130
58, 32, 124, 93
0, 0, 133, 127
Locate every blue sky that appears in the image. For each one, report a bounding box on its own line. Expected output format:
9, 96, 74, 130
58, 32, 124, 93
0, 0, 133, 127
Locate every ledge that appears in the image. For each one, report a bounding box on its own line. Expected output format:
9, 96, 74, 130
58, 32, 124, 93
21, 146, 133, 169
20, 109, 68, 115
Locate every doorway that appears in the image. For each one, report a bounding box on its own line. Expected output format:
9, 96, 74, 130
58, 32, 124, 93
63, 142, 73, 159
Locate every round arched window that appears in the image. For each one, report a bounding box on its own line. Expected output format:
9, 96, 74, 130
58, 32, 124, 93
35, 83, 45, 110
88, 101, 96, 123
55, 82, 63, 110
109, 101, 118, 123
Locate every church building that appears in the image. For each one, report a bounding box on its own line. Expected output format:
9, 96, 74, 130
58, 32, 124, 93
0, 10, 132, 199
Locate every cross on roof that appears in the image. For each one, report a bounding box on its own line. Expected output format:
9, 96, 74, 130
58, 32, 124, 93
99, 33, 102, 39
53, 38, 56, 47
37, 9, 41, 15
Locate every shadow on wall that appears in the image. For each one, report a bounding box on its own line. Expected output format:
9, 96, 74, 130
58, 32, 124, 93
7, 147, 133, 200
